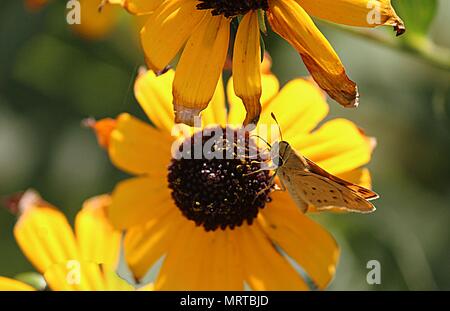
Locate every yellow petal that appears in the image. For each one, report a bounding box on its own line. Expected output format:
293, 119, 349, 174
137, 283, 155, 291
0, 277, 35, 291
101, 267, 135, 291
258, 78, 328, 143
260, 191, 339, 289
122, 0, 165, 15
296, 0, 405, 35
260, 52, 274, 75
337, 167, 372, 189
109, 176, 173, 229
71, 0, 119, 40
235, 224, 309, 290
134, 69, 176, 132
201, 76, 227, 127
44, 261, 133, 291
141, 0, 206, 72
44, 261, 102, 291
125, 208, 184, 280
196, 230, 244, 290
155, 222, 214, 290
232, 11, 262, 126
267, 0, 358, 108
88, 118, 117, 150
75, 195, 121, 268
227, 74, 280, 125
109, 113, 172, 176
14, 198, 79, 274
291, 118, 372, 175
173, 15, 230, 126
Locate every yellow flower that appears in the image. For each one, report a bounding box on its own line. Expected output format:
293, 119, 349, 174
0, 277, 36, 291
25, 0, 121, 39
92, 66, 375, 290
111, 0, 404, 126
0, 190, 136, 291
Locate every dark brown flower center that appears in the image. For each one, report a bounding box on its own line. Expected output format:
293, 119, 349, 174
197, 0, 268, 18
168, 127, 273, 231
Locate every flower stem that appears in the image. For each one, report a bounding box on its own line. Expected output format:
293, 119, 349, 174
322, 22, 450, 72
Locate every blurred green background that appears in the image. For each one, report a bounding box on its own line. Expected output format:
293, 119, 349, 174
0, 0, 449, 290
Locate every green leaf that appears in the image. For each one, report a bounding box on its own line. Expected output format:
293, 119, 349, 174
394, 0, 438, 36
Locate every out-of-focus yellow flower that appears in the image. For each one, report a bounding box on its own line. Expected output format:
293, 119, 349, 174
25, 0, 122, 39
110, 0, 404, 126
91, 62, 375, 290
0, 190, 135, 291
0, 277, 36, 291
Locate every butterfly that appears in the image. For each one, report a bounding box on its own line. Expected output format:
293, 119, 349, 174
267, 113, 379, 213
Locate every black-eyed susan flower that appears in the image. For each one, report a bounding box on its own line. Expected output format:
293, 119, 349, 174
91, 65, 375, 290
0, 190, 140, 291
110, 0, 404, 126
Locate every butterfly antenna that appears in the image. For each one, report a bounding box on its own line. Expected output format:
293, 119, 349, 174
270, 112, 283, 141
249, 134, 272, 149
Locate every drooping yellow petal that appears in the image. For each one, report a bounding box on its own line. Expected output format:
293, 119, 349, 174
122, 0, 165, 15
14, 196, 79, 274
227, 74, 280, 125
0, 277, 35, 291
124, 208, 184, 280
291, 118, 372, 175
134, 69, 175, 133
75, 195, 121, 269
71, 0, 119, 40
109, 113, 172, 176
201, 76, 227, 127
173, 15, 230, 126
140, 0, 206, 72
260, 191, 339, 289
109, 176, 173, 229
296, 0, 405, 35
235, 224, 309, 290
267, 0, 358, 108
233, 11, 262, 126
258, 78, 328, 143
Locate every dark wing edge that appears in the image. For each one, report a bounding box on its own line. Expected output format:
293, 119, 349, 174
304, 157, 379, 201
